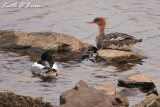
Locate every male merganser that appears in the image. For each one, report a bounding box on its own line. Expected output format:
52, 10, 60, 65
30, 50, 60, 80
87, 17, 142, 50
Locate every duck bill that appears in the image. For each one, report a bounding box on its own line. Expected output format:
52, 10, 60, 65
86, 22, 95, 24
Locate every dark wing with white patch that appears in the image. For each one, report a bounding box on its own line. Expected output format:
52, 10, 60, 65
105, 33, 135, 41
96, 32, 140, 49
37, 60, 54, 70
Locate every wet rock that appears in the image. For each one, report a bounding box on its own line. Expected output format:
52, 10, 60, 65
96, 82, 116, 95
0, 30, 96, 61
132, 94, 159, 107
147, 96, 160, 107
119, 88, 138, 96
96, 49, 145, 64
118, 75, 155, 91
59, 80, 129, 107
0, 92, 53, 107
147, 88, 158, 96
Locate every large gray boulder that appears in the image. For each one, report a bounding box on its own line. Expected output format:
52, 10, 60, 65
96, 49, 145, 64
0, 92, 53, 107
0, 30, 96, 61
59, 80, 129, 107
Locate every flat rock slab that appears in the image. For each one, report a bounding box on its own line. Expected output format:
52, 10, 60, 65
132, 94, 159, 107
118, 75, 155, 91
96, 82, 116, 95
96, 49, 146, 64
0, 92, 53, 107
0, 30, 96, 61
59, 80, 129, 107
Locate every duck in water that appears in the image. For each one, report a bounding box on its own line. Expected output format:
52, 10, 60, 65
86, 17, 142, 50
30, 50, 60, 80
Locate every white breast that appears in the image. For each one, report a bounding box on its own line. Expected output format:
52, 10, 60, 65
32, 62, 45, 69
30, 62, 46, 76
30, 62, 60, 78
52, 63, 58, 69
52, 63, 60, 75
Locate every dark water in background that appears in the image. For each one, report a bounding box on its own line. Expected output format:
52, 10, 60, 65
0, 0, 160, 106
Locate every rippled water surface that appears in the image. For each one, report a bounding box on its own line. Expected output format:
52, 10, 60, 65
0, 0, 160, 106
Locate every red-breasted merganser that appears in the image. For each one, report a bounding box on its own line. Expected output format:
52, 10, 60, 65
30, 50, 60, 80
86, 17, 142, 50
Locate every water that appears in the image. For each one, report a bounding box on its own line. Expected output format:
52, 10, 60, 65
0, 0, 160, 106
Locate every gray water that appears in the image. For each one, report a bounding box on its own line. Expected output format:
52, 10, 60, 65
0, 0, 160, 106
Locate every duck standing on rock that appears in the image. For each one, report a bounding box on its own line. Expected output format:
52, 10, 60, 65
86, 17, 142, 50
30, 50, 60, 80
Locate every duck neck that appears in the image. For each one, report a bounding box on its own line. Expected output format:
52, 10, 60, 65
98, 23, 106, 37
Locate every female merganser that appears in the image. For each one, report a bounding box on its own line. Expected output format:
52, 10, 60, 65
30, 50, 60, 80
87, 17, 142, 50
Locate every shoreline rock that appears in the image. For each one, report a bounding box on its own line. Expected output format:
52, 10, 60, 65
96, 49, 146, 64
132, 94, 160, 107
59, 80, 129, 107
0, 30, 96, 61
147, 88, 158, 96
96, 82, 116, 95
0, 92, 53, 107
118, 75, 155, 91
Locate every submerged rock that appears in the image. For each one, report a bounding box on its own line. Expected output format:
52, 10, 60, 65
0, 92, 53, 107
59, 80, 129, 107
132, 94, 160, 107
119, 88, 138, 96
96, 82, 116, 95
96, 49, 145, 64
118, 75, 155, 91
0, 30, 96, 61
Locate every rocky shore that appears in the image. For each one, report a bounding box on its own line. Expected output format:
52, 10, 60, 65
0, 30, 96, 61
0, 30, 145, 63
0, 92, 53, 107
1, 76, 159, 107
0, 30, 156, 107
